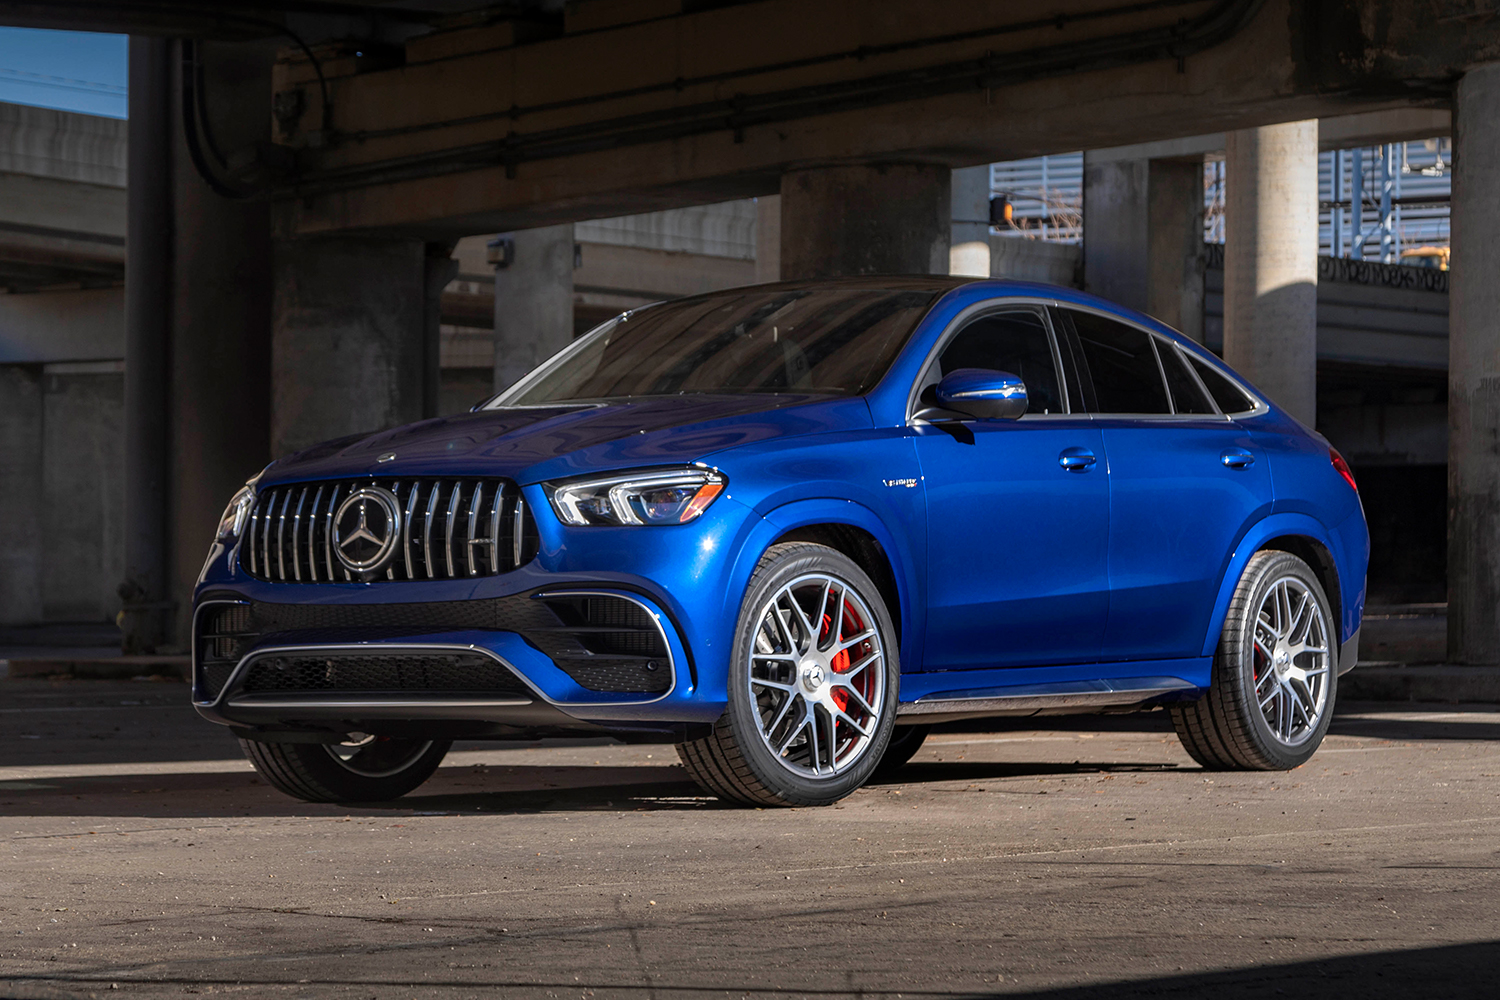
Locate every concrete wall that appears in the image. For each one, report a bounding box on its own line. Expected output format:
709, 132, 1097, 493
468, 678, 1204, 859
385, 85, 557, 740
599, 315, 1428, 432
0, 287, 124, 363
0, 365, 43, 625
989, 237, 1081, 287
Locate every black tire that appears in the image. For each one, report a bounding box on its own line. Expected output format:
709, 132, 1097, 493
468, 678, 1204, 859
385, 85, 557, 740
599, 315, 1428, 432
1171, 550, 1338, 770
872, 724, 930, 778
676, 542, 900, 807
240, 735, 451, 803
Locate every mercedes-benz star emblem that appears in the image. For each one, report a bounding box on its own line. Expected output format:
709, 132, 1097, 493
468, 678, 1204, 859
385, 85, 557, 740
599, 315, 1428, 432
332, 487, 402, 576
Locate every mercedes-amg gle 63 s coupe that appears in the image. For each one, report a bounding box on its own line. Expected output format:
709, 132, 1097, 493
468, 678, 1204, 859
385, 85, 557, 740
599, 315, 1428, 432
195, 277, 1368, 807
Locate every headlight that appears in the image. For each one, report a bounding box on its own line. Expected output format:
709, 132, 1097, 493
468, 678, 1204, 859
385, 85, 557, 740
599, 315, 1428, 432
215, 486, 256, 543
547, 468, 727, 526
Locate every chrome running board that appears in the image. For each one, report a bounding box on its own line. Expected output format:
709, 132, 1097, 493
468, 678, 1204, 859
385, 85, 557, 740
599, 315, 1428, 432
898, 676, 1196, 722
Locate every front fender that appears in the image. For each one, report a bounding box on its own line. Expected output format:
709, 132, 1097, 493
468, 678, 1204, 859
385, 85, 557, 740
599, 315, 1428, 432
1199, 511, 1364, 658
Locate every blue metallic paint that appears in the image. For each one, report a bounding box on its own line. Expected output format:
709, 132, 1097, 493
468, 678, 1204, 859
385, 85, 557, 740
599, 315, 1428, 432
194, 278, 1369, 738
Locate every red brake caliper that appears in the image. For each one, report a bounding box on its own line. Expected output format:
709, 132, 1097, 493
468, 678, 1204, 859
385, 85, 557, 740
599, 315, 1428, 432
825, 598, 864, 714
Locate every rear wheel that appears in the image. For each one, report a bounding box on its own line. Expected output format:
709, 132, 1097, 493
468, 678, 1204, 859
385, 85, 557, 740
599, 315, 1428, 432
1171, 550, 1337, 770
240, 734, 451, 802
677, 542, 899, 806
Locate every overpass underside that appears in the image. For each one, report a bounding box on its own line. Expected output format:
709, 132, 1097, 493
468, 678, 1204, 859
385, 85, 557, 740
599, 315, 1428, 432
0, 0, 1496, 662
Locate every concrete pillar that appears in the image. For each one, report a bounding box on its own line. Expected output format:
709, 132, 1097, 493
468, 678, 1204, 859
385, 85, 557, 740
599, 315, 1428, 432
0, 365, 43, 626
272, 237, 433, 456
950, 165, 991, 278
168, 39, 274, 648
492, 224, 575, 394
1222, 121, 1319, 426
779, 163, 949, 280
1146, 159, 1206, 343
1448, 62, 1500, 664
1083, 155, 1205, 340
121, 36, 172, 652
754, 195, 781, 283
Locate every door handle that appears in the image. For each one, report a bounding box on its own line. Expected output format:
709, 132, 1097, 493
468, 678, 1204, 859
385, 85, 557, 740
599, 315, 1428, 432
1221, 448, 1255, 469
1058, 447, 1097, 472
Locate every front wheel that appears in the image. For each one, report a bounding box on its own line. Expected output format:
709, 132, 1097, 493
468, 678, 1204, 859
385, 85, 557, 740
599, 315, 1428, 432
240, 734, 452, 802
677, 542, 899, 806
1171, 550, 1337, 770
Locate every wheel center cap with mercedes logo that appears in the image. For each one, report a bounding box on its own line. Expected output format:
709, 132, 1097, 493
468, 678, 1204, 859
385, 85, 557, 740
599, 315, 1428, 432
333, 487, 402, 575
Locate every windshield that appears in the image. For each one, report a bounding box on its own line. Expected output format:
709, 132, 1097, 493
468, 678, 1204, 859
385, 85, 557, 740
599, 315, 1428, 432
491, 286, 939, 405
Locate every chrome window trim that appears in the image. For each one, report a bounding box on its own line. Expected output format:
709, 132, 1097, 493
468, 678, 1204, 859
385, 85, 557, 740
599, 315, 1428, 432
904, 297, 1075, 425
1058, 301, 1268, 419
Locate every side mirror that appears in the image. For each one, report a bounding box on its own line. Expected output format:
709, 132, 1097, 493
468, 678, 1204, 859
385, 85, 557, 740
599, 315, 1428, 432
934, 368, 1028, 420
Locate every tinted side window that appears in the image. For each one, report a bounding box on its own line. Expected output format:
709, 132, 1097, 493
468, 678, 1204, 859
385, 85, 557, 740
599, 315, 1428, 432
937, 310, 1064, 414
1159, 342, 1217, 414
1068, 310, 1170, 414
1188, 355, 1257, 414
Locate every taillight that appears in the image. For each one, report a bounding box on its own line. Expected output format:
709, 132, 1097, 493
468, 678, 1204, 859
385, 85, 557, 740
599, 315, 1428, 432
1330, 448, 1357, 492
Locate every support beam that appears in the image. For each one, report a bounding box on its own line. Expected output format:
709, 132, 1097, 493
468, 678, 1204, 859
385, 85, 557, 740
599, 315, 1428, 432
754, 195, 780, 284
1222, 120, 1319, 426
1448, 62, 1500, 664
121, 36, 172, 653
0, 365, 42, 626
272, 237, 436, 455
492, 224, 574, 394
779, 163, 949, 281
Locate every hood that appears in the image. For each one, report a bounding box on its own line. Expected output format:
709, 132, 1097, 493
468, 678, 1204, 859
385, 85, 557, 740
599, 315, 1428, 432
259, 394, 872, 486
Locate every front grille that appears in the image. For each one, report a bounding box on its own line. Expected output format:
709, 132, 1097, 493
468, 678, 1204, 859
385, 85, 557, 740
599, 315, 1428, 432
239, 651, 530, 696
240, 478, 539, 583
194, 592, 675, 699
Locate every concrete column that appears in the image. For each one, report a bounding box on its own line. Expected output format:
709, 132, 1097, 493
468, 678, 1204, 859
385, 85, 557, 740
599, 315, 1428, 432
0, 365, 43, 626
949, 165, 991, 278
779, 163, 949, 280
493, 224, 575, 394
1146, 159, 1206, 343
272, 238, 431, 455
1083, 155, 1205, 340
1222, 121, 1319, 426
754, 195, 781, 283
1448, 62, 1500, 664
121, 36, 172, 652
168, 39, 274, 648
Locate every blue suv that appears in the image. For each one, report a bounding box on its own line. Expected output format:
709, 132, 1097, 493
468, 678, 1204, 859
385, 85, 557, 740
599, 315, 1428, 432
194, 277, 1368, 807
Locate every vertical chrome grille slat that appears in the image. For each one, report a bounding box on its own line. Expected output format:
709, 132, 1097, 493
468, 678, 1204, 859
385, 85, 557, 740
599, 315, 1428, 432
466, 482, 483, 576
444, 483, 461, 578
260, 489, 275, 579
512, 495, 525, 570
290, 487, 308, 582
307, 486, 324, 582
423, 482, 440, 580
240, 477, 520, 583
488, 483, 505, 575
324, 484, 342, 582
402, 483, 418, 580
275, 490, 292, 581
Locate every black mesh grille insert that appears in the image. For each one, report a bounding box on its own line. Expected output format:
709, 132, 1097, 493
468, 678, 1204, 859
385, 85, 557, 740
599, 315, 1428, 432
239, 651, 530, 696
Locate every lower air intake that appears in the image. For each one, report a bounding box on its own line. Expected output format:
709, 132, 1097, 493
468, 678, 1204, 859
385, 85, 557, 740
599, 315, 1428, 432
238, 651, 531, 697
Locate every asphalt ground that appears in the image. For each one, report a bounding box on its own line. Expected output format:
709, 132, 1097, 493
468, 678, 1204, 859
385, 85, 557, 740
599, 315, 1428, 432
2, 678, 1499, 999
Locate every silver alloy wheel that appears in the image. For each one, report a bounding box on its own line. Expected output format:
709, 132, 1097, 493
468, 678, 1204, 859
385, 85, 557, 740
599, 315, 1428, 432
745, 572, 887, 778
1253, 576, 1332, 747
323, 734, 435, 778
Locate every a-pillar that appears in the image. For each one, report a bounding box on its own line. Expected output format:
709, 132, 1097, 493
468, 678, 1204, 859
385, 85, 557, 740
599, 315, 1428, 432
1221, 121, 1319, 426
779, 163, 949, 280
493, 224, 574, 393
1082, 153, 1205, 340
1448, 62, 1500, 664
273, 238, 451, 455
950, 165, 991, 278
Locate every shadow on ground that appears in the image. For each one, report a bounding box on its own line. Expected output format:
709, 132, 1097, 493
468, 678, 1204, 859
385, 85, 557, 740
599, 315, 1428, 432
3, 939, 1497, 998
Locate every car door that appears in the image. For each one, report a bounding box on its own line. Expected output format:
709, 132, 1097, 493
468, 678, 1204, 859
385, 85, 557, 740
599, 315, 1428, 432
1056, 307, 1273, 662
912, 305, 1109, 670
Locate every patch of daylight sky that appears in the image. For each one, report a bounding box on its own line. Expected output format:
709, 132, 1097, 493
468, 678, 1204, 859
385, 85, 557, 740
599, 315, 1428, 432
0, 26, 126, 119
